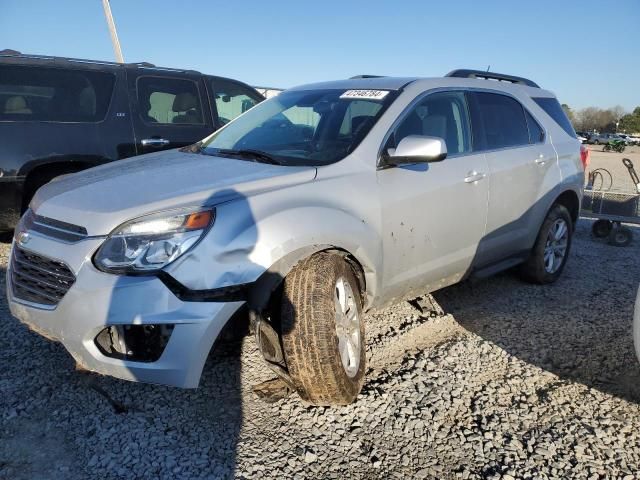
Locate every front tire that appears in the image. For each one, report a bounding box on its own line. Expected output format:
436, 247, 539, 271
520, 204, 573, 284
281, 252, 366, 405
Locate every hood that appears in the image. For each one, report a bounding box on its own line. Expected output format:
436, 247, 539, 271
32, 149, 316, 235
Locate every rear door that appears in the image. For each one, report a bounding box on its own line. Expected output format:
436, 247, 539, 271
0, 62, 135, 224
127, 69, 214, 154
468, 91, 556, 266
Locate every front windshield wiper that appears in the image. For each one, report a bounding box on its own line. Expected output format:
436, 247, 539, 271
207, 148, 283, 165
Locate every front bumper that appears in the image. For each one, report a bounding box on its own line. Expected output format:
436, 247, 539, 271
6, 233, 243, 388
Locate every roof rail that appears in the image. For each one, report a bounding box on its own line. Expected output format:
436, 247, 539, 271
0, 51, 201, 74
349, 75, 385, 79
446, 69, 540, 88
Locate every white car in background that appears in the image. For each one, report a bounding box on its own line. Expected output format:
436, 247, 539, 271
625, 134, 640, 146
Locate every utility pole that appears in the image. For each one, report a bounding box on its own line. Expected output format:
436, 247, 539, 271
101, 0, 124, 63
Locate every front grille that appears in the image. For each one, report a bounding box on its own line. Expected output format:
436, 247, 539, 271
10, 247, 76, 307
21, 209, 88, 243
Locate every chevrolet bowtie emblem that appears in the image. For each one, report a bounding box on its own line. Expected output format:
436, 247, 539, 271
16, 231, 30, 247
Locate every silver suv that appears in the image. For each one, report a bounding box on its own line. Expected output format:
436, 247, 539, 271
7, 69, 584, 405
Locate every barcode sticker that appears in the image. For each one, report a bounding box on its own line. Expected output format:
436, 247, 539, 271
340, 90, 390, 101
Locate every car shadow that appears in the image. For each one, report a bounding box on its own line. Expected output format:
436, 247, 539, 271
93, 186, 289, 479
433, 219, 640, 404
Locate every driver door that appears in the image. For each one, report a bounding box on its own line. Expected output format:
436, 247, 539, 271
377, 91, 489, 300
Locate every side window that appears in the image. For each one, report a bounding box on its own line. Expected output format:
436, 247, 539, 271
394, 91, 471, 154
137, 76, 203, 125
525, 110, 545, 144
471, 92, 530, 149
532, 97, 575, 137
0, 65, 114, 122
211, 78, 262, 125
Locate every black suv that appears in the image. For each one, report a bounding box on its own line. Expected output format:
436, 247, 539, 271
0, 51, 264, 234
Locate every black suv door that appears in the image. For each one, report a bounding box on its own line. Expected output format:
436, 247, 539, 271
127, 69, 214, 154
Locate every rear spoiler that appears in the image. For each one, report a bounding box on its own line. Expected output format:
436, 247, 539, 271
446, 69, 540, 88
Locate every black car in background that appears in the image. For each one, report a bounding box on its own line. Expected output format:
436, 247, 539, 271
0, 51, 264, 234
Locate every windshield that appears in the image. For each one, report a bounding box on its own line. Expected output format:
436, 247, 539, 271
200, 88, 397, 166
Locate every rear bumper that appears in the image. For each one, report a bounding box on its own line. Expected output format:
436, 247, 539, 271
6, 235, 243, 388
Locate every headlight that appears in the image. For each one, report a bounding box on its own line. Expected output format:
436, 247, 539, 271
94, 208, 215, 274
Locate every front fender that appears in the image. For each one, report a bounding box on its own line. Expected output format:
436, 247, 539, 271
166, 200, 382, 307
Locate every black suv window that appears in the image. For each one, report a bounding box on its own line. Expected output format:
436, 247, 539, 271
470, 92, 529, 150
210, 78, 262, 125
0, 65, 115, 122
532, 97, 575, 137
393, 91, 471, 154
525, 110, 545, 144
137, 76, 203, 125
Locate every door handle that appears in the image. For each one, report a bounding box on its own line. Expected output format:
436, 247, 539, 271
464, 171, 486, 183
535, 154, 546, 165
141, 138, 170, 147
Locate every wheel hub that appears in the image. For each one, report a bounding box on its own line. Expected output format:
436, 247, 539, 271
543, 218, 568, 274
334, 277, 361, 378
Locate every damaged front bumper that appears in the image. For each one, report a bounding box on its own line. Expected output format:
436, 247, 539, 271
6, 234, 243, 388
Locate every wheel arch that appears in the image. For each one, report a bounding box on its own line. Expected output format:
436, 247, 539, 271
553, 188, 580, 228
247, 244, 371, 316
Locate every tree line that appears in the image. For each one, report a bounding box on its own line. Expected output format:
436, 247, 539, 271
562, 104, 640, 134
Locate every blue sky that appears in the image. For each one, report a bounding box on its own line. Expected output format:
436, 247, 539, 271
1, 0, 638, 111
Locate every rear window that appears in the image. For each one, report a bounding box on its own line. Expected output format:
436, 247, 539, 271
0, 65, 115, 122
137, 76, 204, 125
532, 97, 576, 138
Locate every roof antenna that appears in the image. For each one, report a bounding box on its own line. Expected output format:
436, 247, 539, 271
486, 65, 491, 72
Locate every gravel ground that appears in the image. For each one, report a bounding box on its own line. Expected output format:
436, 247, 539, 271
2, 164, 640, 479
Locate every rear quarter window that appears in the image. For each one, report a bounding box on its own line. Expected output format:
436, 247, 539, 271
532, 97, 576, 138
0, 65, 115, 123
525, 110, 545, 144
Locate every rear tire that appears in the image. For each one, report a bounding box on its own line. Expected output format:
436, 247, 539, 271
281, 252, 365, 405
519, 204, 573, 284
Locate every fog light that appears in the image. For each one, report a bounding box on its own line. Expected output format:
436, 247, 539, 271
94, 324, 174, 362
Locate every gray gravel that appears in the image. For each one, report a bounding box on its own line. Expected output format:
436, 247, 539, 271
2, 215, 640, 479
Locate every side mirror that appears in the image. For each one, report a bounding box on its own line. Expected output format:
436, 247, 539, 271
385, 135, 447, 165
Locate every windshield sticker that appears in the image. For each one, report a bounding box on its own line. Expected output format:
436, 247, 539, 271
340, 90, 390, 101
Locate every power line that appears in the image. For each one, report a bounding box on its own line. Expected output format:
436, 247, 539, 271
101, 0, 124, 63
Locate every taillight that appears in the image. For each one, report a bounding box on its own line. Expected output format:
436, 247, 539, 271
580, 145, 590, 170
